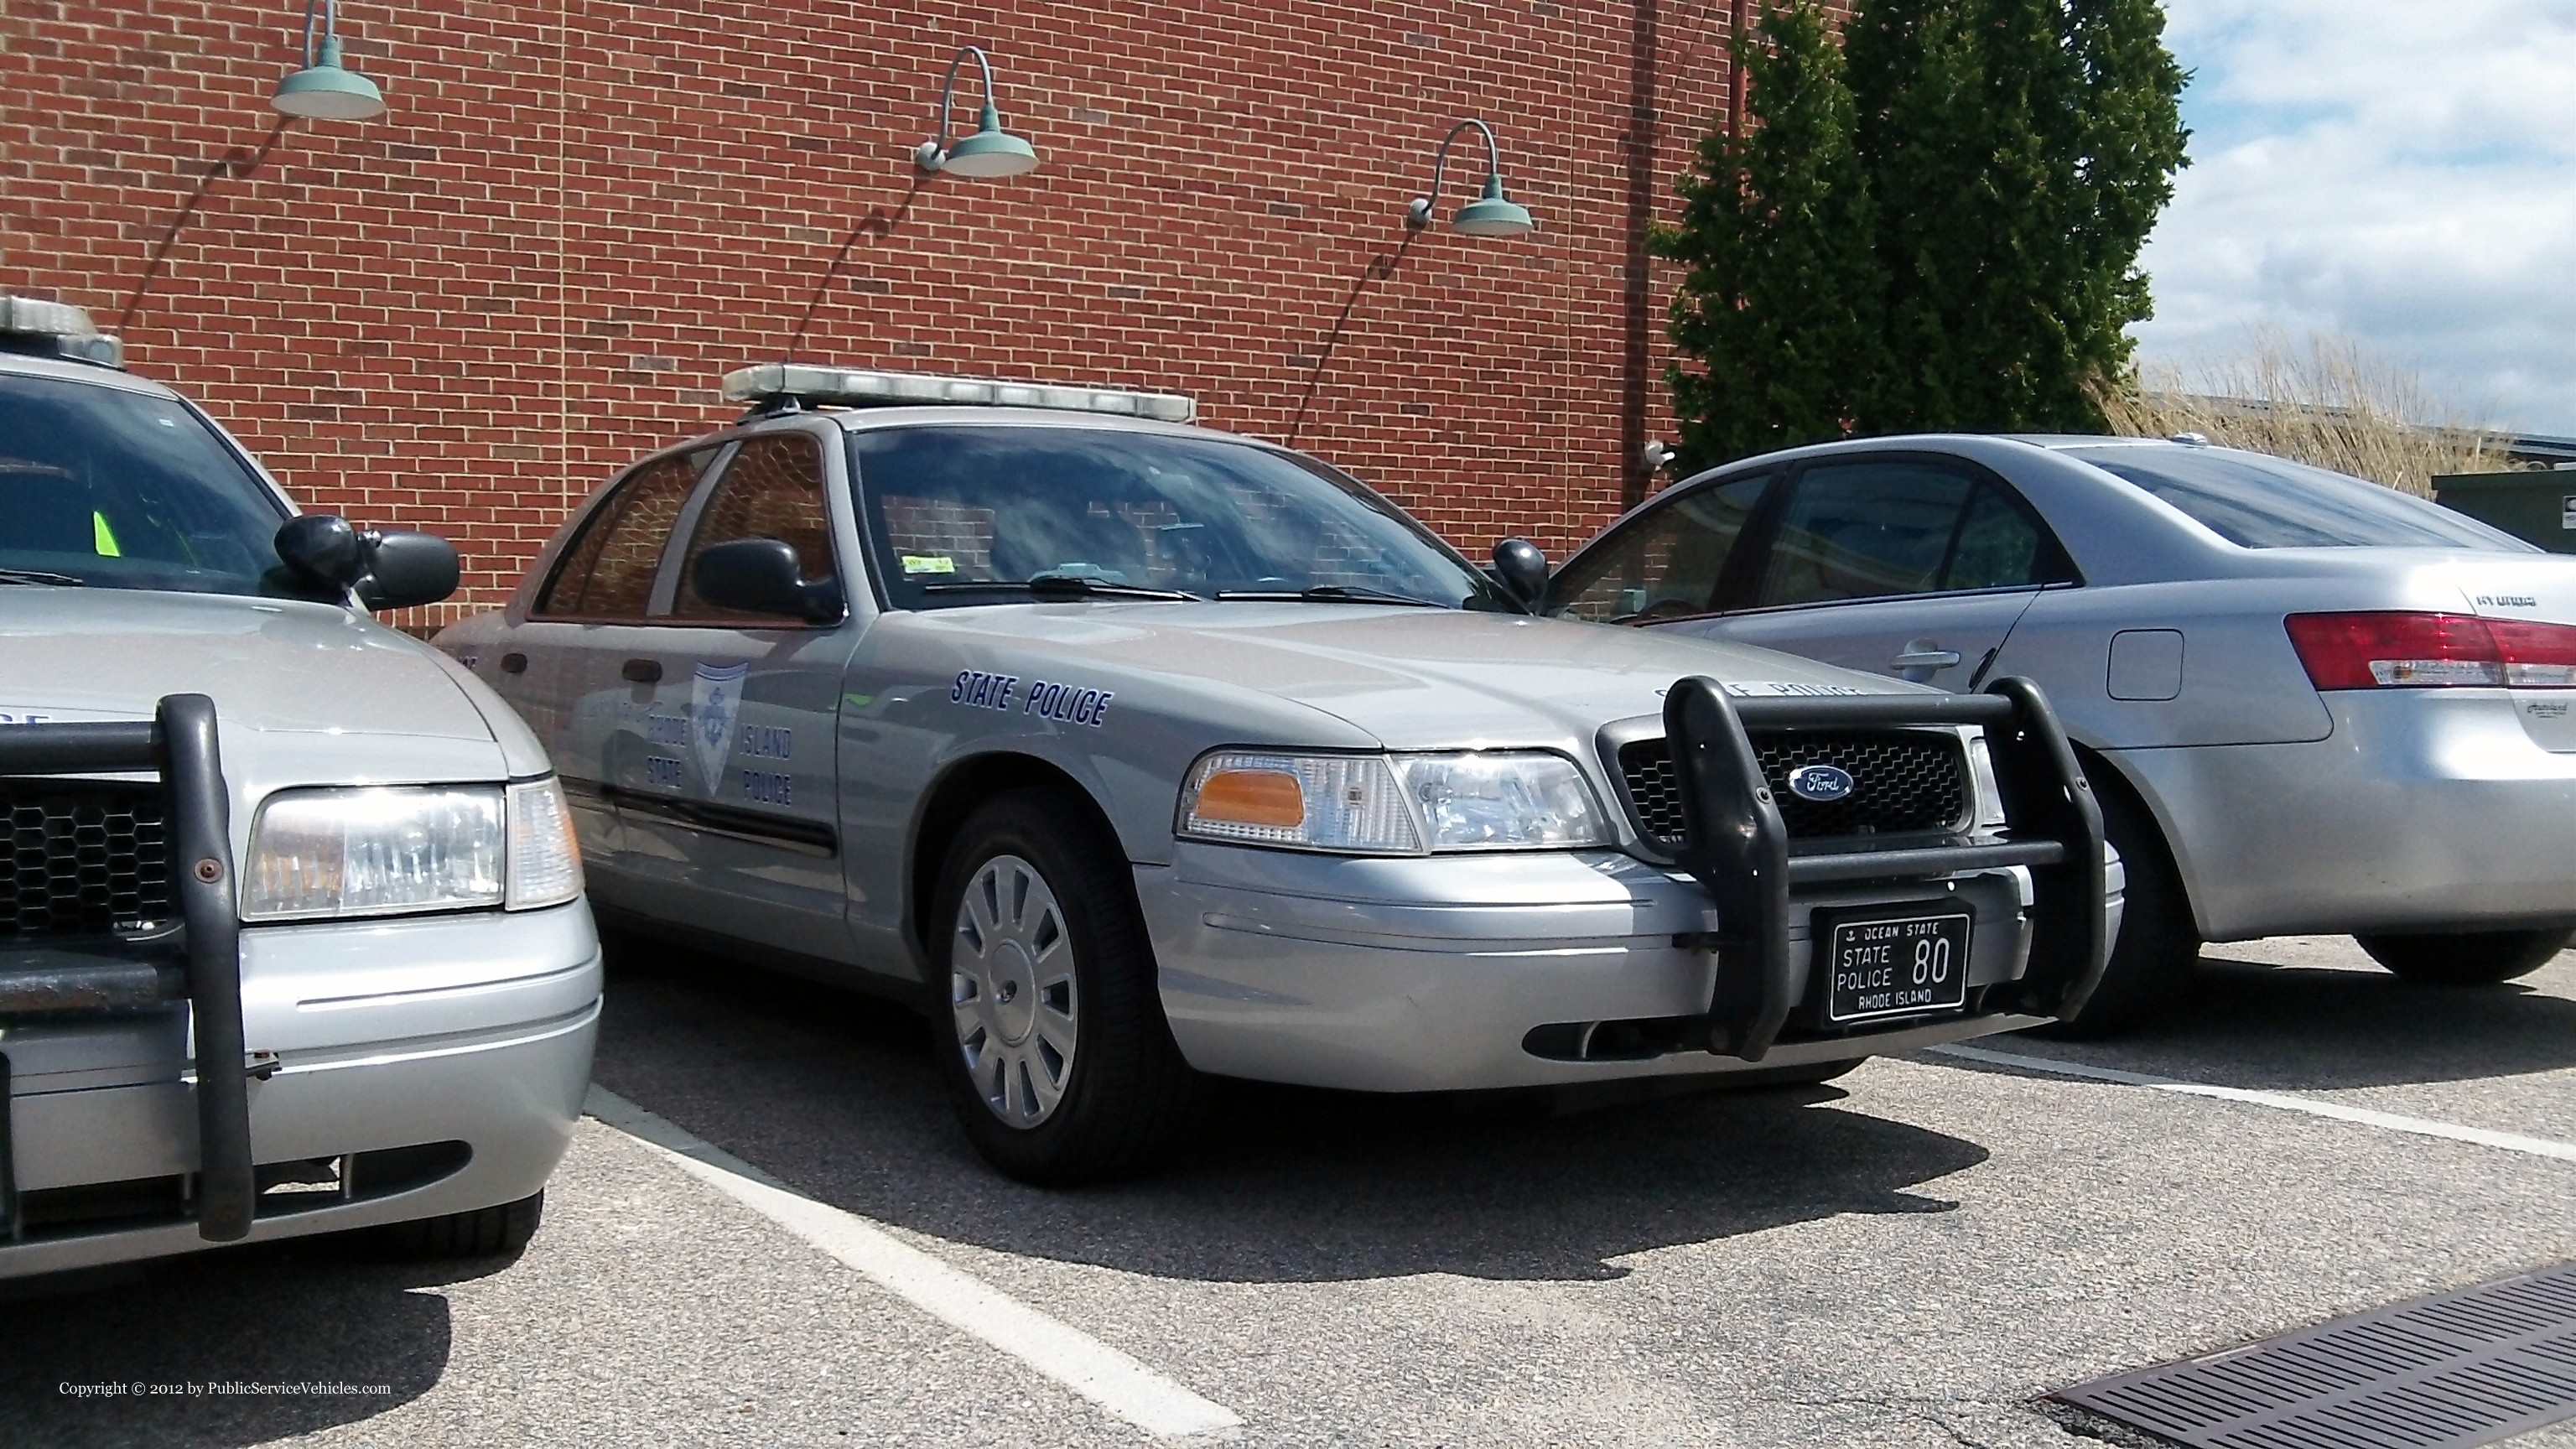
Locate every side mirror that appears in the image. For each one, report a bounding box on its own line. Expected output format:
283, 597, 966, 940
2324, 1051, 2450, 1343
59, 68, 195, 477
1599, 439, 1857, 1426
275, 514, 365, 589
693, 538, 844, 623
1491, 536, 1549, 608
356, 531, 460, 610
278, 515, 460, 610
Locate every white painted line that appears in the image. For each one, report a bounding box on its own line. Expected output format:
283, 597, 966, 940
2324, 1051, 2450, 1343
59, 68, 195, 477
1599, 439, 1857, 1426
584, 1087, 1243, 1440
1925, 1044, 2576, 1164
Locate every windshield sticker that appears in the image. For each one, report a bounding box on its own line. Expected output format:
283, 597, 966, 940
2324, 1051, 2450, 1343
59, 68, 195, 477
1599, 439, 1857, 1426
902, 554, 958, 575
692, 662, 749, 792
1024, 679, 1114, 728
953, 671, 1019, 710
1722, 680, 1871, 699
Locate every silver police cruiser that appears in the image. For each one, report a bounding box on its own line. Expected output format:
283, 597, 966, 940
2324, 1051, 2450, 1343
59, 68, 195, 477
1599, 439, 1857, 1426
439, 363, 2122, 1184
0, 299, 597, 1277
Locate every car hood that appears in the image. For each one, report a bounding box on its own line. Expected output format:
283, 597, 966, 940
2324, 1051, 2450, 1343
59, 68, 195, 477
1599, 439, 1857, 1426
900, 602, 1926, 748
0, 589, 496, 745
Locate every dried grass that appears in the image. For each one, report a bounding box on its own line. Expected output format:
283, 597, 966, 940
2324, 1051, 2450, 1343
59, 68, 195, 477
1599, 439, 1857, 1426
2095, 330, 2510, 496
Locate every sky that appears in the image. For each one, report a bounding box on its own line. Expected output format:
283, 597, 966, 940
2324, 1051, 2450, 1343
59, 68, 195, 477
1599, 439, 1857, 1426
2131, 0, 2576, 437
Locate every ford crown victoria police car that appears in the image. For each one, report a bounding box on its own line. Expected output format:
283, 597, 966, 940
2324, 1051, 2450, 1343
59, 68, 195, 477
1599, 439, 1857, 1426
439, 364, 2122, 1183
0, 299, 598, 1277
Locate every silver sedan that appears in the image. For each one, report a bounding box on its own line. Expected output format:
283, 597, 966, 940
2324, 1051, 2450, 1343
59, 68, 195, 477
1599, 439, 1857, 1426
1548, 434, 2576, 1031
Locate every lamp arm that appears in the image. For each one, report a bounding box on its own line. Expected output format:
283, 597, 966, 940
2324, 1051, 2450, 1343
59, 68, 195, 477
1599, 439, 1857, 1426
296, 0, 330, 66
1408, 117, 1504, 229
925, 44, 999, 158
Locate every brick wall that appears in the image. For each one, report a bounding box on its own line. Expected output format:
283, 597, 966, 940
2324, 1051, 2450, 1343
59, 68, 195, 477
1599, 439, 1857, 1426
3, 0, 1763, 622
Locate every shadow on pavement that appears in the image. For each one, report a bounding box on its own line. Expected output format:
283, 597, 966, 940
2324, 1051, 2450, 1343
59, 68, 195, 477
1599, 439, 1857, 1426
2003, 951, 2576, 1091
591, 940, 1991, 1285
0, 1238, 506, 1448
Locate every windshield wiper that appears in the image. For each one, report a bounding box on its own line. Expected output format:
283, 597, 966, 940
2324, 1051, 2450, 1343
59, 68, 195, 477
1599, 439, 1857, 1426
1214, 584, 1441, 607
0, 569, 86, 587
922, 575, 1202, 602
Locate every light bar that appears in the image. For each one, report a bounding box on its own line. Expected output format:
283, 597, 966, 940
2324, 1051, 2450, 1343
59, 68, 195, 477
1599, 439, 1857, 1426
0, 295, 123, 368
721, 363, 1196, 423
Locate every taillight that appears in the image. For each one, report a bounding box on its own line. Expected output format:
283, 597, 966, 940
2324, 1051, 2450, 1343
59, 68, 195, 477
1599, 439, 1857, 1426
2285, 611, 2576, 690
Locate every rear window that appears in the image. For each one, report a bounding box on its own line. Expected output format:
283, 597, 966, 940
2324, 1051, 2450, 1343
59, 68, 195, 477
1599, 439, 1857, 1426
2064, 447, 2534, 551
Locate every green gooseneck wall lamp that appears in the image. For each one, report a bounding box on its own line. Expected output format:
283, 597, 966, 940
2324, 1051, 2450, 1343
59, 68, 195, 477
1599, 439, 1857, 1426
1405, 117, 1536, 239
270, 0, 387, 121
914, 45, 1041, 179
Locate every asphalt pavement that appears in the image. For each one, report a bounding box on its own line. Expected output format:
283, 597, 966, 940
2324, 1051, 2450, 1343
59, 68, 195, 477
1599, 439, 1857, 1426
7, 935, 2574, 1447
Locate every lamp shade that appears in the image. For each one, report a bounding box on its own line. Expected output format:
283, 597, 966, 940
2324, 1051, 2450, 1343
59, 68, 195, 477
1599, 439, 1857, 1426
1451, 174, 1535, 238
938, 101, 1041, 178
271, 38, 386, 121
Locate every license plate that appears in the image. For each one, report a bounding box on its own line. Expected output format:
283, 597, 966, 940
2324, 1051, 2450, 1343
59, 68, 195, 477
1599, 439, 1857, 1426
1824, 911, 1971, 1023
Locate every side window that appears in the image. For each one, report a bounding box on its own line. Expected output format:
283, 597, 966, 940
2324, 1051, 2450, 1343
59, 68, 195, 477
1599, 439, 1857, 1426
673, 432, 834, 621
535, 450, 709, 618
1755, 461, 2071, 608
1945, 483, 2069, 590
1552, 474, 1770, 622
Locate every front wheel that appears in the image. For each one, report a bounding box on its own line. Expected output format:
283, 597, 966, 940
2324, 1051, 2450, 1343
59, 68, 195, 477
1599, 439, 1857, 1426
371, 1190, 544, 1258
2034, 776, 2196, 1039
931, 787, 1205, 1185
1724, 1057, 1867, 1089
2354, 927, 2573, 985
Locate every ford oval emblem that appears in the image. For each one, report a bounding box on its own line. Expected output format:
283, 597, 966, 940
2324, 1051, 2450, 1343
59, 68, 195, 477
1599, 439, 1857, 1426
1786, 764, 1855, 802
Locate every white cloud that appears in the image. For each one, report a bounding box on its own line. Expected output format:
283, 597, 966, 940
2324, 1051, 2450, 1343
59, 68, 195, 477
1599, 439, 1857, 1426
2133, 0, 2576, 435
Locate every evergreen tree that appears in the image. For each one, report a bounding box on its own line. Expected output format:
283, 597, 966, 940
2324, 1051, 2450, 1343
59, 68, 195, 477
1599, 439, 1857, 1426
1655, 2, 1887, 473
1849, 0, 2187, 433
1660, 0, 2188, 459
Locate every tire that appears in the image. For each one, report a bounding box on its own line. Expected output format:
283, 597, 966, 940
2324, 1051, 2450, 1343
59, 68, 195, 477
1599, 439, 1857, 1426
1725, 1057, 1867, 1089
929, 787, 1205, 1185
372, 1189, 544, 1259
2354, 927, 2573, 985
2034, 772, 2197, 1039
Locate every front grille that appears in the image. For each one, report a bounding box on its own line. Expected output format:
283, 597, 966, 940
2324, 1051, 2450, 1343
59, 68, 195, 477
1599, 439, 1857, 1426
1618, 730, 1969, 844
3, 782, 172, 941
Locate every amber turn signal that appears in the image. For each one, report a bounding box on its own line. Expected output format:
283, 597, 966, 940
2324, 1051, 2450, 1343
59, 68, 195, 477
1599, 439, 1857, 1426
1191, 768, 1306, 828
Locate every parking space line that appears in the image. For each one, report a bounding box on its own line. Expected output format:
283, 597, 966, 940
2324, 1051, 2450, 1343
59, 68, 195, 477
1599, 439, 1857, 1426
583, 1087, 1244, 1440
1924, 1045, 2576, 1163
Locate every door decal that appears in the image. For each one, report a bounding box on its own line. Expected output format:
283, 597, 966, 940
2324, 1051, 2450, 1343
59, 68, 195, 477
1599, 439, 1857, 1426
691, 661, 750, 793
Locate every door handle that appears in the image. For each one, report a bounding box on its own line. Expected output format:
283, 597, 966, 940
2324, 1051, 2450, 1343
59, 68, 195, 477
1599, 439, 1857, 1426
1889, 648, 1962, 670
621, 657, 663, 683
500, 652, 527, 675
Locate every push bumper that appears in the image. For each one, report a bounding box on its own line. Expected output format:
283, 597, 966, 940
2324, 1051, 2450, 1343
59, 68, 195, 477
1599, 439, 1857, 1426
1143, 676, 2116, 1093
1145, 845, 2105, 1092
2, 904, 600, 1279
1, 699, 600, 1279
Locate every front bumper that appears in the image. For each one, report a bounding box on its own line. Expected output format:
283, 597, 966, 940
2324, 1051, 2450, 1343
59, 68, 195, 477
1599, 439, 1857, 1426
1145, 844, 2123, 1093
1, 903, 600, 1280
2122, 689, 2576, 941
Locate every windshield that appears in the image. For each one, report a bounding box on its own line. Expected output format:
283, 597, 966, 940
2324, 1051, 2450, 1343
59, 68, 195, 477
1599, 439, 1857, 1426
0, 371, 293, 594
2064, 446, 2534, 551
849, 423, 1510, 610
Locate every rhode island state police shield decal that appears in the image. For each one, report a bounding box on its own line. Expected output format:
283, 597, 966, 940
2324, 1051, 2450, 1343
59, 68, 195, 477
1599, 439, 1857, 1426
690, 661, 749, 793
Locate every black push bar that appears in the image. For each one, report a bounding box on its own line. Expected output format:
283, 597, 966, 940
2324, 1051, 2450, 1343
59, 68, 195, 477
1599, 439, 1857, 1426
0, 696, 253, 1242
1661, 675, 2108, 1063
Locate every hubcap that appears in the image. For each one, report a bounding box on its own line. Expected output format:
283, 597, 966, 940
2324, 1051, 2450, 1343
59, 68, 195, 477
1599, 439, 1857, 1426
950, 854, 1079, 1130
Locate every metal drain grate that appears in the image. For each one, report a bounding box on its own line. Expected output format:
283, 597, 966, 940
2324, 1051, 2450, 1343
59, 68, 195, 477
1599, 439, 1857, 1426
2054, 1259, 2576, 1448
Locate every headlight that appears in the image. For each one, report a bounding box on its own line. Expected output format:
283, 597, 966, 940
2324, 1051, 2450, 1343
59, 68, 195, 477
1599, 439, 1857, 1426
243, 777, 584, 922
1178, 749, 1613, 854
